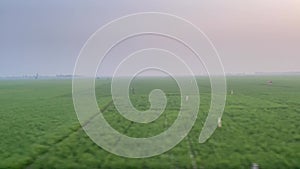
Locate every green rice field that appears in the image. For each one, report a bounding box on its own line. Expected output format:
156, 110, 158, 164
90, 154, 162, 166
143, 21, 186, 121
0, 76, 299, 169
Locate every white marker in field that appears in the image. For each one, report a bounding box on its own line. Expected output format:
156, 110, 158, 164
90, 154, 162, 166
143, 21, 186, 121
231, 90, 234, 95
251, 163, 259, 169
218, 117, 222, 128
186, 96, 189, 101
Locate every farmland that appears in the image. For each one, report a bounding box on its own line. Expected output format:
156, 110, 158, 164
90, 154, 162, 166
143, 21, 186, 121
0, 76, 299, 169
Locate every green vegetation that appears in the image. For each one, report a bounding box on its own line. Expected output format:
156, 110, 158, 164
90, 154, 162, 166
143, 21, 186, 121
0, 76, 299, 169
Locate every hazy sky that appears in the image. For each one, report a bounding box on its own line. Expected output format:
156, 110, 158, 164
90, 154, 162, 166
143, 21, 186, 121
0, 0, 299, 76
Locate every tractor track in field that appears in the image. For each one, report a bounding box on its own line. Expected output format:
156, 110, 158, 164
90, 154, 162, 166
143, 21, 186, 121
164, 108, 198, 169
164, 111, 179, 169
187, 134, 198, 169
24, 100, 114, 169
102, 121, 133, 166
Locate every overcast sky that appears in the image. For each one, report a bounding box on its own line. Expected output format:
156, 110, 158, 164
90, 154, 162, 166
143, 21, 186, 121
0, 0, 299, 76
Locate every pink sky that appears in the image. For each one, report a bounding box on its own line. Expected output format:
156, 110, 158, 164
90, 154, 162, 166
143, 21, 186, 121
0, 0, 299, 76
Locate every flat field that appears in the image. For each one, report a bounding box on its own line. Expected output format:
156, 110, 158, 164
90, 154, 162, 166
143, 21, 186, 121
0, 76, 299, 169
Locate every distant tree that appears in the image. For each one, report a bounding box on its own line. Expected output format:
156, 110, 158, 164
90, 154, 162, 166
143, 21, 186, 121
35, 73, 39, 79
